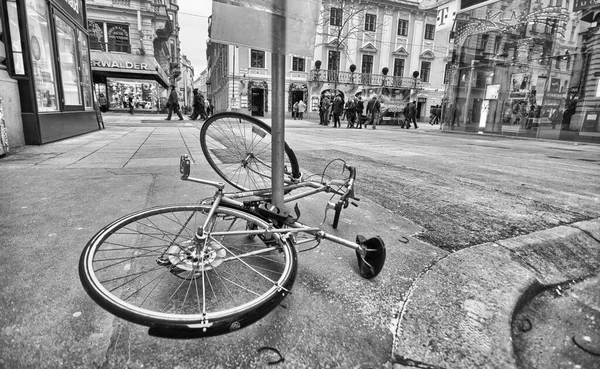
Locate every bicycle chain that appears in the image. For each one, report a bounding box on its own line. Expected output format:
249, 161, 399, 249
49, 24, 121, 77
392, 354, 446, 369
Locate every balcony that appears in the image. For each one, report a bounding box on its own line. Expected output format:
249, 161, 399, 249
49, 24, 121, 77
310, 69, 422, 89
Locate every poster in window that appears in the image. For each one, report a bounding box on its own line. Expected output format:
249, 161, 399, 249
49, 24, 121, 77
107, 24, 129, 52
550, 78, 561, 93
509, 73, 529, 99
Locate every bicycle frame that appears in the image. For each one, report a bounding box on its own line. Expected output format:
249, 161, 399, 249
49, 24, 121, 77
180, 156, 366, 255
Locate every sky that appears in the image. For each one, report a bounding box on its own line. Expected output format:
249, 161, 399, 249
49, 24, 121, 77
177, 0, 212, 78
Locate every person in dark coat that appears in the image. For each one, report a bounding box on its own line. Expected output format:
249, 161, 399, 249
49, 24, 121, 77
331, 95, 344, 128
190, 89, 201, 120
364, 95, 381, 129
355, 96, 365, 129
165, 85, 183, 120
406, 100, 418, 129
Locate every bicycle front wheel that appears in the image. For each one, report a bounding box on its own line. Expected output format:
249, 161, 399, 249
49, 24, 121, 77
200, 112, 301, 191
79, 204, 297, 337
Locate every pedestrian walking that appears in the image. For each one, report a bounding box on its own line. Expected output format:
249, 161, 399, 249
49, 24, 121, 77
345, 97, 356, 128
165, 85, 184, 121
332, 95, 344, 128
190, 89, 201, 120
320, 94, 331, 125
128, 94, 134, 115
364, 95, 381, 129
355, 96, 365, 129
297, 100, 306, 120
406, 100, 418, 129
293, 101, 299, 120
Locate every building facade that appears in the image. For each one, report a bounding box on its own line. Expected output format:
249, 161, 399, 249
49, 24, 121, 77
1, 0, 97, 145
206, 0, 443, 120
440, 0, 600, 143
86, 0, 181, 113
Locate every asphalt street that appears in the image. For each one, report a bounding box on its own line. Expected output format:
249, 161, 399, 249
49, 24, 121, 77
0, 112, 598, 369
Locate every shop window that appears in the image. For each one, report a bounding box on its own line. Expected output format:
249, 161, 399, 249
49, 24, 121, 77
420, 61, 431, 83
78, 31, 94, 108
251, 49, 265, 68
107, 23, 131, 53
292, 57, 305, 72
55, 15, 82, 106
107, 79, 158, 110
425, 24, 435, 40
397, 19, 408, 36
6, 0, 25, 75
393, 58, 404, 77
330, 7, 342, 26
26, 0, 58, 111
365, 14, 376, 32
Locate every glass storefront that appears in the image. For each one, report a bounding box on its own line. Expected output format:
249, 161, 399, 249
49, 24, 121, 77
26, 0, 58, 112
442, 1, 600, 143
55, 15, 82, 106
106, 79, 160, 110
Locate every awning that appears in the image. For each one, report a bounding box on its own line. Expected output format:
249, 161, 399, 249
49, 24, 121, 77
90, 51, 170, 87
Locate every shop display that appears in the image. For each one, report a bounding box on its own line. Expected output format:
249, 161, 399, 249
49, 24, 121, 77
26, 0, 58, 111
107, 79, 158, 110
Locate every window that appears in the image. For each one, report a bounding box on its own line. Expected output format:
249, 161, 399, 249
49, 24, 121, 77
78, 31, 93, 108
88, 20, 105, 51
7, 0, 25, 75
425, 24, 435, 40
107, 23, 131, 53
361, 54, 373, 74
330, 7, 342, 26
328, 50, 340, 71
292, 57, 305, 72
478, 34, 489, 54
55, 15, 82, 106
420, 61, 431, 83
397, 19, 408, 36
26, 0, 58, 111
365, 14, 376, 32
251, 49, 265, 68
393, 58, 404, 77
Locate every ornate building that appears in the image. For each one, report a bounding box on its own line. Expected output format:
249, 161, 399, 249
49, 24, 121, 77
206, 0, 444, 121
86, 0, 181, 112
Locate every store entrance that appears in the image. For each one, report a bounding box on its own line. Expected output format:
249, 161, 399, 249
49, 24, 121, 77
251, 89, 265, 116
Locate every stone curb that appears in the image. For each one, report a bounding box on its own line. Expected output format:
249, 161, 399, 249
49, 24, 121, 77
392, 218, 600, 369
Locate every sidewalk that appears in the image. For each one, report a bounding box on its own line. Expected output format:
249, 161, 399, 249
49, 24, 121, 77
1, 112, 599, 368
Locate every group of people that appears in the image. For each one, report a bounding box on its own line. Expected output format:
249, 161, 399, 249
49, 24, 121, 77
318, 94, 387, 129
401, 101, 419, 129
429, 104, 442, 125
292, 100, 307, 120
165, 85, 212, 121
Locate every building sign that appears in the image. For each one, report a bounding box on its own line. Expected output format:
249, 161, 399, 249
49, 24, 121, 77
53, 0, 84, 26
91, 59, 149, 71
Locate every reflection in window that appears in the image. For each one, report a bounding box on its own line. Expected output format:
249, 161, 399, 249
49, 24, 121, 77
26, 0, 58, 111
55, 15, 82, 106
78, 31, 93, 108
7, 0, 25, 75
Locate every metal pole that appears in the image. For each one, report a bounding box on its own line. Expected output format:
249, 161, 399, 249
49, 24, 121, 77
271, 5, 286, 208
271, 53, 285, 208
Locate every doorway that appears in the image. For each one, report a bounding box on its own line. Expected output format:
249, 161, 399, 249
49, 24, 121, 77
251, 88, 265, 116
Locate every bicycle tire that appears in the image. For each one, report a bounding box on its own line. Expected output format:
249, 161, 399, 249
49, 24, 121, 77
79, 204, 297, 337
200, 112, 301, 191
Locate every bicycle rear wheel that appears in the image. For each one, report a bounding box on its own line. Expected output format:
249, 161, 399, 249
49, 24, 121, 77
200, 112, 301, 191
79, 204, 297, 337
